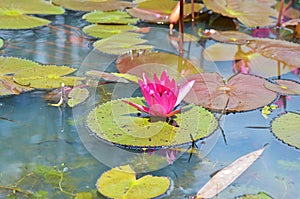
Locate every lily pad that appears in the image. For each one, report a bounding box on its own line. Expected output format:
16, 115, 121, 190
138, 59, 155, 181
271, 112, 300, 149
127, 0, 204, 23
116, 51, 202, 80
96, 165, 170, 199
86, 97, 218, 149
0, 0, 64, 29
13, 65, 84, 89
93, 32, 153, 55
0, 38, 3, 49
83, 24, 139, 39
236, 192, 273, 199
203, 43, 294, 77
202, 30, 254, 45
67, 87, 89, 107
264, 80, 300, 95
182, 73, 277, 112
0, 56, 40, 75
52, 0, 133, 12
83, 10, 138, 24
203, 0, 277, 27
247, 38, 300, 68
0, 76, 33, 96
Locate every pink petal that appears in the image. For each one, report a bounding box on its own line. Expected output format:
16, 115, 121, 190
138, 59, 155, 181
175, 80, 195, 107
149, 104, 168, 117
166, 108, 181, 117
122, 100, 150, 114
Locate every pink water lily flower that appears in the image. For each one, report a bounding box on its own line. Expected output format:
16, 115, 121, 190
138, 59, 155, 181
123, 71, 195, 118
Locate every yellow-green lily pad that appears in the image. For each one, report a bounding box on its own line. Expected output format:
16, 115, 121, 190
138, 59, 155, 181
83, 10, 138, 24
0, 56, 40, 75
83, 24, 139, 39
96, 165, 170, 199
52, 0, 133, 12
0, 38, 4, 49
0, 0, 64, 29
271, 112, 300, 149
13, 65, 84, 89
236, 192, 273, 199
87, 97, 218, 149
93, 32, 153, 55
67, 87, 89, 107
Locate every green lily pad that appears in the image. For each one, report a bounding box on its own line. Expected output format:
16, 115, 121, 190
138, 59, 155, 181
83, 24, 139, 39
96, 165, 170, 199
271, 112, 300, 149
0, 38, 4, 49
83, 10, 138, 24
93, 32, 153, 55
87, 97, 218, 149
13, 65, 84, 89
67, 87, 89, 107
0, 0, 64, 29
52, 0, 133, 12
236, 192, 273, 199
0, 56, 40, 75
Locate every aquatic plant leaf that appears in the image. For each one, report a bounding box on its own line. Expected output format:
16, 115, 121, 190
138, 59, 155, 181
13, 65, 84, 89
67, 87, 89, 107
271, 112, 300, 149
0, 76, 33, 96
203, 43, 294, 77
86, 70, 131, 83
203, 0, 277, 27
203, 30, 254, 44
0, 0, 64, 29
195, 146, 266, 199
0, 0, 64, 14
183, 73, 277, 112
116, 51, 201, 80
93, 32, 152, 55
83, 10, 138, 24
96, 165, 170, 199
75, 192, 93, 199
52, 0, 133, 11
0, 56, 40, 75
264, 80, 300, 95
87, 97, 218, 149
236, 192, 273, 199
83, 24, 139, 39
247, 38, 300, 68
123, 175, 170, 199
0, 38, 3, 49
127, 0, 204, 23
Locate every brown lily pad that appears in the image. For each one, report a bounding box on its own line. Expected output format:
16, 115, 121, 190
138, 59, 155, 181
247, 38, 300, 68
116, 51, 202, 80
202, 30, 254, 45
203, 0, 277, 27
126, 0, 203, 24
264, 79, 300, 95
182, 73, 277, 112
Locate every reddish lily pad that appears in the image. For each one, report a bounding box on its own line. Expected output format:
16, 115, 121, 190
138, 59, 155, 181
116, 51, 202, 80
202, 30, 254, 45
264, 80, 300, 95
203, 43, 295, 77
247, 38, 300, 68
126, 0, 204, 24
203, 0, 277, 27
52, 0, 133, 12
182, 73, 277, 112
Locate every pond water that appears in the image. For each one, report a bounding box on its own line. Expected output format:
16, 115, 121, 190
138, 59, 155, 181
0, 9, 300, 199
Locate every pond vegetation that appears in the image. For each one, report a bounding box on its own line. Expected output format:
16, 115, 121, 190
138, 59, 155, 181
0, 0, 300, 198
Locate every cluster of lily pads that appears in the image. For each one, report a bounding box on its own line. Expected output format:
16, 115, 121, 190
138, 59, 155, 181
1, 0, 300, 198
